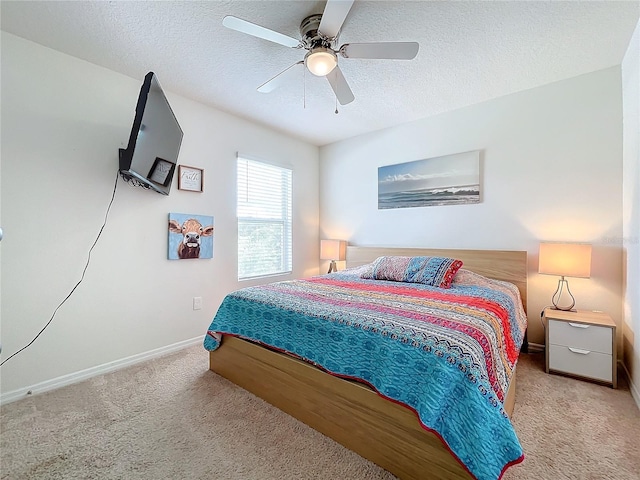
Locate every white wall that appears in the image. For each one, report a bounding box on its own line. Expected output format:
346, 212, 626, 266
622, 18, 640, 405
320, 67, 624, 348
0, 33, 319, 397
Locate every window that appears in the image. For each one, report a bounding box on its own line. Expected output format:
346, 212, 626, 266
237, 156, 292, 280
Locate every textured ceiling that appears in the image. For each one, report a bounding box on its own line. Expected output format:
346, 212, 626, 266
1, 1, 639, 146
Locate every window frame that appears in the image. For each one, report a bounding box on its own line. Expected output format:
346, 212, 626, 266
236, 154, 293, 281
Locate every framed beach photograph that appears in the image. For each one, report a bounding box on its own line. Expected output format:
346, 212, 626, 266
378, 151, 481, 209
178, 165, 204, 192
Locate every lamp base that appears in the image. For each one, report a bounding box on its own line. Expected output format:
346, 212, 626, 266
551, 277, 576, 311
549, 306, 577, 312
327, 260, 337, 274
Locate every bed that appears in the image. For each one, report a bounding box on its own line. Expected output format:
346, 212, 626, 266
204, 246, 528, 480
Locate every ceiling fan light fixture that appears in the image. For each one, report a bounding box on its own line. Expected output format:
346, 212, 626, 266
305, 48, 337, 76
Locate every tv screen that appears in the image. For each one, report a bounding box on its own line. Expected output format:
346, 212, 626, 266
119, 72, 183, 195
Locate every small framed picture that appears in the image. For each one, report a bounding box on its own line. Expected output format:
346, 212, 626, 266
178, 165, 204, 192
148, 158, 175, 187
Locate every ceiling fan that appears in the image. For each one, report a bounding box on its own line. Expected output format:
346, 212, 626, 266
222, 0, 419, 105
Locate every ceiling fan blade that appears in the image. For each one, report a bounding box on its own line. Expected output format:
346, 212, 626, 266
326, 66, 355, 105
340, 42, 419, 60
257, 61, 304, 93
223, 16, 300, 48
318, 0, 355, 39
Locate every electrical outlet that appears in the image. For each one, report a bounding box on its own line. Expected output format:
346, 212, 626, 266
193, 297, 202, 310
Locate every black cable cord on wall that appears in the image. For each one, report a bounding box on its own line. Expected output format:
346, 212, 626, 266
0, 172, 119, 367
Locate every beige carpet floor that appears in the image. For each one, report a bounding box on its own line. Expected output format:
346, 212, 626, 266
1, 345, 639, 480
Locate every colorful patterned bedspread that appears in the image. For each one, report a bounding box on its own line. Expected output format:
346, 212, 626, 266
204, 268, 527, 480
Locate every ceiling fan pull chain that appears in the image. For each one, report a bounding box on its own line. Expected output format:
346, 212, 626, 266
335, 92, 338, 114
303, 66, 306, 109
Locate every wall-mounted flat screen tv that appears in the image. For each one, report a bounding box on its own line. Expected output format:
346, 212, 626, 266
119, 72, 183, 195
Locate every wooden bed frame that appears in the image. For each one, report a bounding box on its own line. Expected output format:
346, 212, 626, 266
209, 247, 527, 480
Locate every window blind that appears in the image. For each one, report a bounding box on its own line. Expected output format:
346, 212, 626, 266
237, 156, 292, 280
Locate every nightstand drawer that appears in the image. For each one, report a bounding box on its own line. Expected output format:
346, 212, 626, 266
548, 344, 612, 383
548, 319, 612, 354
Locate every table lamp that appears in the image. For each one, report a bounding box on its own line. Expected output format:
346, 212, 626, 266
320, 239, 346, 273
538, 242, 592, 311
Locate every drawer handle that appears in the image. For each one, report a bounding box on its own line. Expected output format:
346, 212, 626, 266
568, 322, 589, 329
568, 347, 591, 355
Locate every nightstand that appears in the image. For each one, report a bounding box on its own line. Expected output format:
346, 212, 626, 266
544, 308, 617, 388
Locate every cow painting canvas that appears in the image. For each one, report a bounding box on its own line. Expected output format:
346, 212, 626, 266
168, 213, 214, 260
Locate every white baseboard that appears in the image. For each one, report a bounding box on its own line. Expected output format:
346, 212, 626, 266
621, 361, 640, 411
0, 336, 204, 405
527, 342, 545, 353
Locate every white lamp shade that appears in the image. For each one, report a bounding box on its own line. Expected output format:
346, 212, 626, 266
305, 48, 337, 76
320, 239, 346, 261
538, 242, 592, 278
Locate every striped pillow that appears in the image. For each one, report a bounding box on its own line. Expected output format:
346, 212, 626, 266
361, 256, 463, 289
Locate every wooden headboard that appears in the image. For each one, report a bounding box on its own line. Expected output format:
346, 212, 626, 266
346, 246, 527, 311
